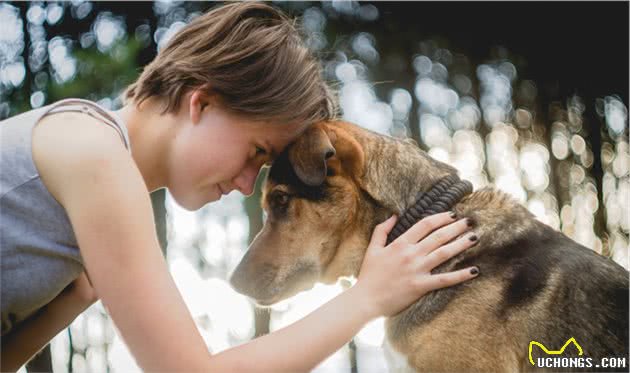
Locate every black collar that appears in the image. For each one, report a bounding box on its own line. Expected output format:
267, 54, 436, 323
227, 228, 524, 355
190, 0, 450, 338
386, 174, 473, 244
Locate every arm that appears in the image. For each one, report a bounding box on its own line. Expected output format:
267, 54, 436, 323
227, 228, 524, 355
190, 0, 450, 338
33, 114, 214, 371
212, 283, 373, 372
1, 272, 96, 372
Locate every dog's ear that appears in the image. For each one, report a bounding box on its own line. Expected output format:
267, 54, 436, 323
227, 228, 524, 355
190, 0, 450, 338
327, 125, 365, 182
288, 124, 336, 186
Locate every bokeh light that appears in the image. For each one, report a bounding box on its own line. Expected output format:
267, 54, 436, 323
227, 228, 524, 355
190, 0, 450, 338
4, 2, 627, 372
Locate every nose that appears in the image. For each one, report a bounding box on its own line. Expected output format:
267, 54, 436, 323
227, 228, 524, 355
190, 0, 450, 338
229, 252, 278, 300
233, 162, 261, 196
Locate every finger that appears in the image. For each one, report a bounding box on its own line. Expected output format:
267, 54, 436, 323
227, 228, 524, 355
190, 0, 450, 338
368, 215, 398, 248
425, 266, 479, 290
415, 217, 473, 254
421, 232, 478, 268
393, 211, 457, 245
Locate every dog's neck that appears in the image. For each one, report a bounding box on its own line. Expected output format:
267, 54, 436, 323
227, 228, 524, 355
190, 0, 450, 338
340, 126, 544, 344
345, 124, 538, 255
349, 127, 459, 214
386, 174, 473, 244
325, 123, 539, 286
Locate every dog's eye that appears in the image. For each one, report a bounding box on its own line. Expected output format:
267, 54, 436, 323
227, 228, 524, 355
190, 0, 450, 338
274, 192, 290, 206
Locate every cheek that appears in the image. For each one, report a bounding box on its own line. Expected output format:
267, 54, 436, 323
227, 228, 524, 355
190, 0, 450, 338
172, 140, 211, 184
176, 130, 249, 182
200, 132, 251, 177
166, 132, 211, 207
318, 191, 357, 226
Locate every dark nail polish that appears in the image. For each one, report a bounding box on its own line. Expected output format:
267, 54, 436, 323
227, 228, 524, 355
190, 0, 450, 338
470, 267, 479, 275
469, 234, 478, 242
449, 211, 457, 219
466, 218, 474, 227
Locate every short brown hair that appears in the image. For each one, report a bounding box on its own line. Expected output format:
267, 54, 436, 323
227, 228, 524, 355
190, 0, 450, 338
124, 2, 335, 126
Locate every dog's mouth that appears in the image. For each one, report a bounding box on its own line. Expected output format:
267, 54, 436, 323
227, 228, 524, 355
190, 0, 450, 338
252, 298, 276, 307
231, 260, 320, 306
249, 280, 318, 307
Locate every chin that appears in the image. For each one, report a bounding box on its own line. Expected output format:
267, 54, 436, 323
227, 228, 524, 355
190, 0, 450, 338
170, 185, 222, 211
177, 199, 200, 211
172, 193, 207, 211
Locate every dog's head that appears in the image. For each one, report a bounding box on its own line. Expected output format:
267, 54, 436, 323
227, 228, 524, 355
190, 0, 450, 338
229, 120, 454, 304
229, 121, 380, 304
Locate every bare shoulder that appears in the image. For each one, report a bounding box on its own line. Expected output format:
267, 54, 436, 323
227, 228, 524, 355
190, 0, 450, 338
32, 111, 139, 207
32, 110, 160, 262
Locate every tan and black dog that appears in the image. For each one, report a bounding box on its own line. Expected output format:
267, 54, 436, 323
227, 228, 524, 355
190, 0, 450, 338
230, 121, 629, 372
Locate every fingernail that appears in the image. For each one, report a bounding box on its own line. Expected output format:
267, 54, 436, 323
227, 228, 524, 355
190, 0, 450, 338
466, 218, 474, 227
468, 234, 478, 242
449, 211, 457, 219
470, 267, 479, 275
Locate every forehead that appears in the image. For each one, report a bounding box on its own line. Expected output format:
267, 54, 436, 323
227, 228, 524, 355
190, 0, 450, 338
246, 120, 307, 157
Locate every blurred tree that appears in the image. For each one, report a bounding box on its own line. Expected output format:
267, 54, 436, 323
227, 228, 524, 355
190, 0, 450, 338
2, 2, 627, 372
314, 1, 627, 254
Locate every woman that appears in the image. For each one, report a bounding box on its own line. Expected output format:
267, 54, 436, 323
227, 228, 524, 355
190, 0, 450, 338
0, 3, 479, 371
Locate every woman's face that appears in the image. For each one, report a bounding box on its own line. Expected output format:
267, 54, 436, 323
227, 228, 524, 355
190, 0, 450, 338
167, 91, 303, 211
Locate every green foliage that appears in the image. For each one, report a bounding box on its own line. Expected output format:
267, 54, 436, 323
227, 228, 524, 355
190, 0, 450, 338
48, 37, 143, 102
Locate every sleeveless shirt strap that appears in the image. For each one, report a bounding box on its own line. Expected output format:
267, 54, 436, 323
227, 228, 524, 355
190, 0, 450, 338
39, 98, 130, 149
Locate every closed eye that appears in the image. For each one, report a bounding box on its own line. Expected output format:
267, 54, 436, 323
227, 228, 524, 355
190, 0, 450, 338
255, 146, 267, 156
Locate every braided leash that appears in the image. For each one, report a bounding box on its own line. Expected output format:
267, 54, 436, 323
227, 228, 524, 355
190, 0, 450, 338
386, 174, 473, 245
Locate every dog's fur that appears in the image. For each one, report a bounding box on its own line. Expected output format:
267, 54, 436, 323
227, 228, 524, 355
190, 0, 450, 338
230, 121, 629, 372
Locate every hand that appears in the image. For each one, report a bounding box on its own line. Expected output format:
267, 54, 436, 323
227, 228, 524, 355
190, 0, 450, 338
355, 212, 479, 318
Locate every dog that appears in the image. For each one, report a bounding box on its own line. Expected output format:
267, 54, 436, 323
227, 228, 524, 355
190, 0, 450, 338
230, 121, 629, 372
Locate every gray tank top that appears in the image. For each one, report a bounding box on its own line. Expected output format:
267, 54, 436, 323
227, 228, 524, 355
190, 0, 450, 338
0, 98, 130, 336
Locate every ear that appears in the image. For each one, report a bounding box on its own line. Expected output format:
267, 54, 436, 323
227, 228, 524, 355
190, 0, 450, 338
189, 85, 214, 124
288, 124, 336, 186
327, 125, 365, 182
328, 121, 411, 213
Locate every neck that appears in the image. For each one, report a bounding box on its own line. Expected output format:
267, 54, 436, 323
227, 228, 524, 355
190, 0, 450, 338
387, 174, 473, 244
347, 124, 534, 249
112, 99, 175, 192
349, 126, 459, 214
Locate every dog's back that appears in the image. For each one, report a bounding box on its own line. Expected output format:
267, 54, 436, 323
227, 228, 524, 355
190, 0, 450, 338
387, 192, 629, 372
